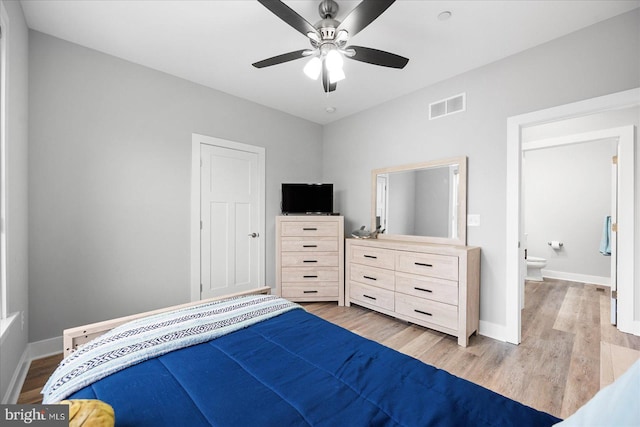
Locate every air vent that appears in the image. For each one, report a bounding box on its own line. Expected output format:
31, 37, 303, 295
429, 93, 466, 120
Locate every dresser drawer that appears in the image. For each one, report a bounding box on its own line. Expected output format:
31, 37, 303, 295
395, 293, 458, 331
281, 267, 339, 282
396, 252, 458, 280
395, 272, 458, 305
281, 284, 338, 299
281, 221, 338, 237
280, 237, 338, 252
350, 263, 395, 291
350, 282, 394, 312
350, 245, 395, 270
281, 253, 338, 267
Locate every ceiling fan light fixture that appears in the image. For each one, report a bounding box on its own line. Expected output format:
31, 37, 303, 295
325, 48, 345, 83
328, 67, 345, 84
303, 57, 322, 80
307, 31, 321, 43
325, 48, 343, 72
335, 29, 349, 45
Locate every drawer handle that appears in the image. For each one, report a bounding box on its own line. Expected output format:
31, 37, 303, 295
363, 294, 377, 301
414, 309, 433, 316
303, 275, 318, 278
303, 260, 318, 263
364, 254, 378, 259
303, 227, 318, 231
415, 262, 433, 268
414, 287, 433, 293
303, 290, 318, 294
303, 245, 318, 248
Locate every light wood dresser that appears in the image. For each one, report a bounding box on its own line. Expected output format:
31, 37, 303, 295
276, 215, 344, 305
346, 238, 480, 346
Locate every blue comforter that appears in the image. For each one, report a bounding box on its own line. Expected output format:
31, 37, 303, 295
70, 308, 560, 426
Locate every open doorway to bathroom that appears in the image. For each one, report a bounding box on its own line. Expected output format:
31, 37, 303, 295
520, 129, 614, 353
522, 133, 616, 288
506, 89, 639, 345
518, 110, 637, 336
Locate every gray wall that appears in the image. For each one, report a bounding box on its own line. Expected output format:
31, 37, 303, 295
0, 0, 29, 403
524, 140, 613, 281
28, 31, 323, 342
322, 9, 640, 330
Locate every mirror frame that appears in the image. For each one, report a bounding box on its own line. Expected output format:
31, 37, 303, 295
371, 156, 467, 246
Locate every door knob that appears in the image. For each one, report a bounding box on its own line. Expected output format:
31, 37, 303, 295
248, 232, 259, 238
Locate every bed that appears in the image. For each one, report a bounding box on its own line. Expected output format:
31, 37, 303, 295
43, 289, 562, 426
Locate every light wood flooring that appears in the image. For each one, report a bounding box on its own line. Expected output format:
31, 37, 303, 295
18, 279, 640, 419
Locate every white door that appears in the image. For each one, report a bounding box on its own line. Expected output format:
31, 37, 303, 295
200, 144, 261, 298
615, 125, 638, 335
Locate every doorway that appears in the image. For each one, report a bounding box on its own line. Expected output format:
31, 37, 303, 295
190, 134, 265, 301
506, 88, 639, 344
522, 134, 617, 286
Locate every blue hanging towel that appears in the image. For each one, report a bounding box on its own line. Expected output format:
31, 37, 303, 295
599, 215, 611, 256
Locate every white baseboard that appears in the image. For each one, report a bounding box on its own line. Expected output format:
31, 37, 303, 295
29, 336, 63, 360
479, 320, 508, 343
2, 347, 29, 404
2, 336, 63, 404
541, 269, 611, 286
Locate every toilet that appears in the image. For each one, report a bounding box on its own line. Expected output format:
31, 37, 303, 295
526, 256, 547, 282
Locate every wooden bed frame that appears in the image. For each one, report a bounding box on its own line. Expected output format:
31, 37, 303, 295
62, 287, 271, 357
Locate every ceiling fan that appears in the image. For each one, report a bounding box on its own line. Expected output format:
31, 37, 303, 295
252, 0, 409, 93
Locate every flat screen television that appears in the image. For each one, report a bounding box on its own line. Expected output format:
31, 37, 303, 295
281, 183, 333, 215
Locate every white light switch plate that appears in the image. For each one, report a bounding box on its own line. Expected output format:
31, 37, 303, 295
467, 214, 480, 227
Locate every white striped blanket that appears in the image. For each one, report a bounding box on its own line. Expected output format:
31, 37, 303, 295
42, 294, 300, 404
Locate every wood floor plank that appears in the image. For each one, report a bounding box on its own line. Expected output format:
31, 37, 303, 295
393, 329, 448, 361
17, 353, 62, 404
380, 323, 431, 350
561, 352, 599, 418
600, 341, 615, 387
609, 343, 640, 379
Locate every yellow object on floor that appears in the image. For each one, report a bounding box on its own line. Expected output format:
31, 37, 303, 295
59, 399, 115, 427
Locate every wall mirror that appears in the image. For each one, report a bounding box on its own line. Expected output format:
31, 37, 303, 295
372, 156, 467, 245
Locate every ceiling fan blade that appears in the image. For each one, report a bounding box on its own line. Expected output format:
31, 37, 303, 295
257, 0, 319, 38
252, 49, 309, 68
345, 45, 409, 69
338, 0, 396, 37
322, 61, 337, 93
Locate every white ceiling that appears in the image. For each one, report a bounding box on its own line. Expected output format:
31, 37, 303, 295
20, 0, 640, 125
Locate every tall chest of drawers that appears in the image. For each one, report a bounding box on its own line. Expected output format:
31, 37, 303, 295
346, 238, 480, 346
276, 216, 344, 305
